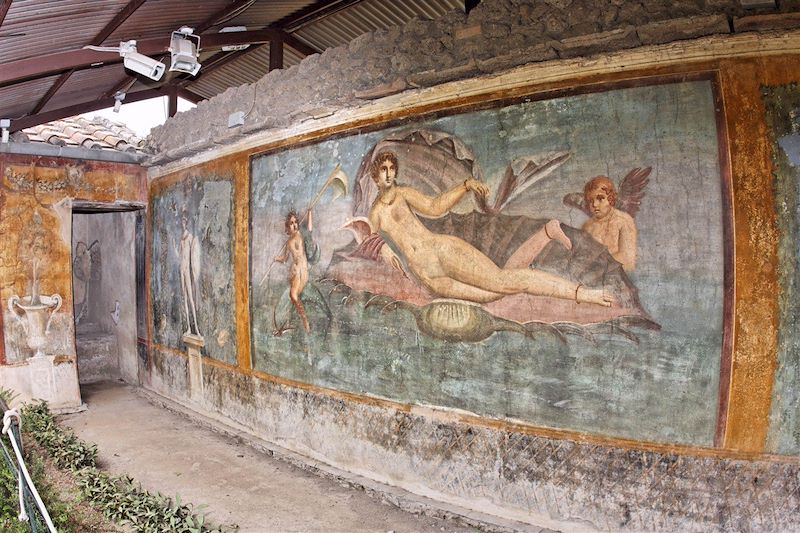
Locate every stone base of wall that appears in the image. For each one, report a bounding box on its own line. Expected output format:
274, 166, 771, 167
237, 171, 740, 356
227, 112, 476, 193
143, 349, 800, 532
75, 328, 120, 384
139, 385, 544, 533
0, 356, 82, 412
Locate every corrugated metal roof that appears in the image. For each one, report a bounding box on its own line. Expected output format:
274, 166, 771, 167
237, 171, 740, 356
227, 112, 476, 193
188, 0, 461, 102
102, 0, 232, 45
0, 0, 131, 62
190, 46, 271, 97
0, 0, 467, 129
226, 1, 312, 28
294, 0, 462, 51
0, 75, 64, 119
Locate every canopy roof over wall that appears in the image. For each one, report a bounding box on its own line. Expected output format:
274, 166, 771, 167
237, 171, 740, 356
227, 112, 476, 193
0, 0, 463, 132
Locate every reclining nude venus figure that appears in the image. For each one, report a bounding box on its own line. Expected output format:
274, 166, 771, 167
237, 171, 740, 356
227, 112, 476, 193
366, 151, 614, 307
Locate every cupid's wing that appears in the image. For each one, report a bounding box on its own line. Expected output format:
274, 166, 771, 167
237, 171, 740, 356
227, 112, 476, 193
563, 192, 591, 217
340, 217, 373, 244
493, 151, 571, 213
617, 167, 652, 218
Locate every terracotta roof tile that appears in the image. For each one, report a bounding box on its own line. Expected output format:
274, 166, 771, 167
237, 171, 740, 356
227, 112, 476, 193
18, 116, 148, 154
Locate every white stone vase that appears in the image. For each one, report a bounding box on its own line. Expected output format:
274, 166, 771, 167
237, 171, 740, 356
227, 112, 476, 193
8, 293, 62, 358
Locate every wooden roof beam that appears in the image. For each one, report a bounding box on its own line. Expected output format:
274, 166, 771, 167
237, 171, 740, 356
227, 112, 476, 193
177, 87, 204, 104
10, 87, 172, 132
31, 0, 149, 114
0, 29, 289, 87
274, 0, 366, 32
0, 1, 12, 28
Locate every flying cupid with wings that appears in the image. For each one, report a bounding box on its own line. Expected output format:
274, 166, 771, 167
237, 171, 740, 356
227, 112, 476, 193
563, 168, 652, 272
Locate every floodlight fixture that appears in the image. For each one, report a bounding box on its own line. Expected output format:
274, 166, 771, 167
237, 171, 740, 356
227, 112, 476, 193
1, 118, 10, 144
113, 91, 126, 113
169, 27, 201, 76
220, 26, 250, 52
84, 40, 165, 81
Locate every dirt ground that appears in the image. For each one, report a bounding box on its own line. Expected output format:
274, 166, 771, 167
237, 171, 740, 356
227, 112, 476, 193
58, 381, 488, 533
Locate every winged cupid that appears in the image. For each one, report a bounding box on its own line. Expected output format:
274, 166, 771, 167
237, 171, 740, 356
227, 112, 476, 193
563, 168, 652, 272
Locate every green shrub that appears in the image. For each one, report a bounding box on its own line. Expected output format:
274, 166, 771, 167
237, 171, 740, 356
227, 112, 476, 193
0, 429, 79, 531
22, 402, 97, 470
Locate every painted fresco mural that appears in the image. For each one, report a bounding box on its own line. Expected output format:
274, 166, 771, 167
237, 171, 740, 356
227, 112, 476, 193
250, 79, 727, 446
765, 83, 800, 455
151, 178, 236, 364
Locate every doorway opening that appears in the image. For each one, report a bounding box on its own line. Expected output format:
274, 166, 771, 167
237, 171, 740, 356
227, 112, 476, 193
71, 201, 146, 387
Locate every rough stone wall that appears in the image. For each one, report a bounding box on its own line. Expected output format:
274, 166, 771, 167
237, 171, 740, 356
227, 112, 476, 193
147, 0, 800, 164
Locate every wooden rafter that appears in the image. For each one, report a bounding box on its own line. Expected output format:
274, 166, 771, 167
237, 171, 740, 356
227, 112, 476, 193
31, 0, 149, 114
0, 30, 289, 87
101, 0, 261, 99
177, 87, 204, 104
274, 0, 367, 32
0, 0, 12, 28
177, 0, 364, 91
10, 86, 203, 132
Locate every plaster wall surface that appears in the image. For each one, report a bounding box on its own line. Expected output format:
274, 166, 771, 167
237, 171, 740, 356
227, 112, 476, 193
143, 353, 800, 532
95, 212, 138, 384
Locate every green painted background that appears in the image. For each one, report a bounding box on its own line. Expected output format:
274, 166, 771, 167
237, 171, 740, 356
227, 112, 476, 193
765, 84, 800, 455
249, 80, 725, 446
151, 177, 236, 364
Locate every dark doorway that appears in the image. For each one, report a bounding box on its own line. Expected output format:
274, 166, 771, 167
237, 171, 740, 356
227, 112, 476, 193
71, 201, 145, 386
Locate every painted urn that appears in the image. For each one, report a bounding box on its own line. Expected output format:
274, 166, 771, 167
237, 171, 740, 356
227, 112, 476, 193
7, 263, 62, 358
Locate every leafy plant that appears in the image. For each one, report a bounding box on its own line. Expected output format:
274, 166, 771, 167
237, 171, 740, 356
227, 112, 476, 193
22, 401, 97, 470
0, 431, 82, 531
0, 387, 19, 405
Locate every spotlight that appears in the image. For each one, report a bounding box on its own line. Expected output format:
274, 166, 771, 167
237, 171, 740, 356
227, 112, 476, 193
220, 26, 250, 52
84, 40, 165, 81
169, 27, 201, 76
120, 40, 166, 80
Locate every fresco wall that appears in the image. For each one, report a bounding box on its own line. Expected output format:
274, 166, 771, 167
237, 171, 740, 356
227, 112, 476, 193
765, 83, 800, 455
0, 152, 145, 408
249, 77, 728, 446
150, 176, 236, 365
144, 50, 800, 530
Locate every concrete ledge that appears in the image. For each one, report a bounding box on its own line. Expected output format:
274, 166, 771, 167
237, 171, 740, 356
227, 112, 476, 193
734, 12, 800, 32
476, 43, 558, 74
0, 141, 146, 164
555, 26, 640, 58
407, 60, 480, 88
637, 14, 731, 45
